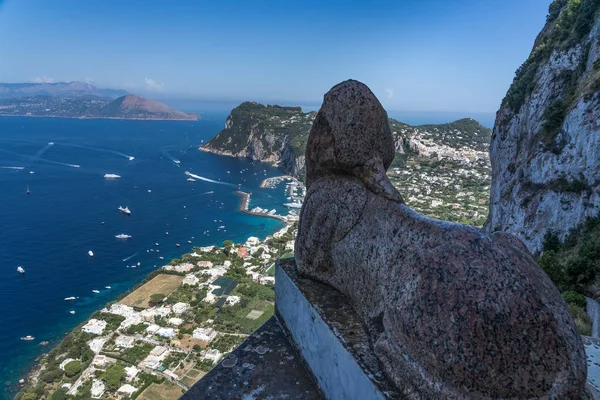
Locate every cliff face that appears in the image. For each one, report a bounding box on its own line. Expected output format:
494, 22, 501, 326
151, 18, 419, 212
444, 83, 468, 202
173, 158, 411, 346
201, 102, 314, 177
487, 0, 600, 253
202, 102, 490, 179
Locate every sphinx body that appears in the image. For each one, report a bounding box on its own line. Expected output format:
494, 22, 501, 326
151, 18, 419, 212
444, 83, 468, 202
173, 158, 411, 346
295, 80, 588, 399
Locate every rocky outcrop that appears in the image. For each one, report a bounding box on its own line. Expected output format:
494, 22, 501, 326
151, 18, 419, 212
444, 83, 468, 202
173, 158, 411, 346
101, 95, 199, 120
296, 80, 588, 399
202, 102, 490, 179
201, 102, 313, 178
487, 0, 600, 252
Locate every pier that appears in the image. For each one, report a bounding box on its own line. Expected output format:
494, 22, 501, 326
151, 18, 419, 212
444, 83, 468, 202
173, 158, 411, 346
235, 191, 289, 223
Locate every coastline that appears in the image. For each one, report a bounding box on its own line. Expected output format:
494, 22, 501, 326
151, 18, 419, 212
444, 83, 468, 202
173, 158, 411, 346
235, 190, 289, 224
0, 114, 200, 121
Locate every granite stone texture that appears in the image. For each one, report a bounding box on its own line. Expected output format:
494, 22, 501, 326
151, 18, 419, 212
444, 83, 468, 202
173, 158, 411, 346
296, 80, 588, 399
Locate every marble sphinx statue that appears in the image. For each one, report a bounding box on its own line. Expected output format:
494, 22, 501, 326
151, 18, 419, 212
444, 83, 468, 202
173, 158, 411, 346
295, 80, 588, 399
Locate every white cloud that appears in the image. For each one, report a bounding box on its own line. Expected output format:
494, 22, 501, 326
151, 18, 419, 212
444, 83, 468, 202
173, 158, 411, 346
145, 78, 164, 92
385, 88, 394, 99
33, 76, 54, 83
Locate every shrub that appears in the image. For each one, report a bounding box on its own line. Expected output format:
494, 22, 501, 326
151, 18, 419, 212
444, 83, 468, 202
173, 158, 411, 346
563, 290, 587, 307
64, 360, 82, 377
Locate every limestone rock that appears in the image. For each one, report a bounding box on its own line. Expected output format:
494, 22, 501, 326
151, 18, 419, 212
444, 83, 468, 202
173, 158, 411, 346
296, 80, 588, 399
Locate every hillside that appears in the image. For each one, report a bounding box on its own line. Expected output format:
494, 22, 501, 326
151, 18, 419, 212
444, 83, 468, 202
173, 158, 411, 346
202, 102, 491, 226
0, 81, 128, 99
487, 0, 600, 252
0, 94, 199, 120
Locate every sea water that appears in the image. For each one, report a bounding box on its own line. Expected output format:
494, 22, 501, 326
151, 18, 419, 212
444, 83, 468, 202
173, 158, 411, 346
0, 115, 288, 397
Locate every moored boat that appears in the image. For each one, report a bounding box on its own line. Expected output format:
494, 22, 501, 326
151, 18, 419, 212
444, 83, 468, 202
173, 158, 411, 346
115, 234, 132, 239
17, 266, 25, 274
21, 335, 35, 341
104, 173, 121, 179
88, 250, 94, 257
118, 206, 131, 215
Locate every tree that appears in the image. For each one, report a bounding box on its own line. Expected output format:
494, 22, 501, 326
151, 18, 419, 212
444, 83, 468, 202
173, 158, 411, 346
223, 240, 233, 248
149, 293, 166, 306
102, 364, 126, 390
50, 388, 68, 400
64, 360, 82, 377
193, 344, 201, 352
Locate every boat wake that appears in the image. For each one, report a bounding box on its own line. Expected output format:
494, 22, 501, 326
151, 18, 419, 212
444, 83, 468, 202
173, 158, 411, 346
36, 158, 80, 168
52, 142, 134, 161
185, 171, 238, 188
0, 166, 25, 170
122, 251, 139, 262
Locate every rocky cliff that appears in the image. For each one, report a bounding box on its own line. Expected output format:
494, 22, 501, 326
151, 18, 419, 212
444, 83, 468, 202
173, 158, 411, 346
487, 0, 600, 253
202, 102, 490, 180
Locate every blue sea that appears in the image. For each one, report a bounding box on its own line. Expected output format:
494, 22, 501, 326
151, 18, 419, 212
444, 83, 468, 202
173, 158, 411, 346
0, 116, 289, 398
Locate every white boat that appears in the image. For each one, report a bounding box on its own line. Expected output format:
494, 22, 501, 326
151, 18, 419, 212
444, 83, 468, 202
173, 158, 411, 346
283, 202, 303, 209
118, 206, 131, 215
88, 250, 94, 257
148, 189, 152, 193
115, 234, 132, 239
105, 286, 111, 289
137, 262, 141, 266
159, 256, 164, 260
92, 290, 100, 294
17, 266, 25, 274
64, 297, 76, 301
104, 174, 121, 179
155, 243, 159, 246
187, 240, 192, 244
173, 159, 181, 164
128, 156, 135, 161
21, 335, 35, 341
70, 310, 75, 314
48, 142, 55, 146
186, 178, 196, 182
175, 243, 180, 247
29, 171, 34, 174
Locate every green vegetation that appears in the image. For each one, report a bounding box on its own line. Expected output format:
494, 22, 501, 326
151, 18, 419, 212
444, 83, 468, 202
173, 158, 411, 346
102, 364, 126, 391
503, 0, 600, 113
537, 215, 600, 335
64, 360, 82, 377
211, 335, 245, 353
120, 342, 154, 364
150, 293, 166, 305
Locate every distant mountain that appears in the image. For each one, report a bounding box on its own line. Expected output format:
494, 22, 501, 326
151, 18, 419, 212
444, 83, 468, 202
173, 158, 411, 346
0, 94, 199, 120
0, 81, 129, 100
101, 95, 199, 120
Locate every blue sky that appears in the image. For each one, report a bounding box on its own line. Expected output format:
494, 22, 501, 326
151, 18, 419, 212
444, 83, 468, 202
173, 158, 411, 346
0, 0, 551, 114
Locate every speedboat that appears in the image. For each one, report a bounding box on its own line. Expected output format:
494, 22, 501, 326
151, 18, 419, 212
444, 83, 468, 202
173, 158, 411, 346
115, 234, 132, 239
118, 206, 131, 215
128, 156, 135, 161
104, 174, 121, 179
88, 250, 94, 257
64, 297, 77, 301
92, 290, 100, 294
17, 266, 25, 274
21, 336, 35, 341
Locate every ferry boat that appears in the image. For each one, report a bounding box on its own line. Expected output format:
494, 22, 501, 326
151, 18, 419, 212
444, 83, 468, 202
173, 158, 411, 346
115, 234, 132, 239
17, 266, 25, 274
88, 250, 94, 257
21, 335, 35, 341
118, 206, 131, 215
104, 173, 121, 179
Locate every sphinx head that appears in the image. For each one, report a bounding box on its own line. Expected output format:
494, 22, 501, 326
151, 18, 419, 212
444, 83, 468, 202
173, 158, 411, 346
305, 80, 404, 203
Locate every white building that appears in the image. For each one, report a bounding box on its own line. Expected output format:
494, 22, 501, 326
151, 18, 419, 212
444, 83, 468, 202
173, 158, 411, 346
115, 335, 136, 348
198, 246, 215, 253
124, 365, 139, 381
156, 327, 175, 338
168, 317, 184, 326
142, 355, 161, 370
117, 384, 137, 396
146, 324, 160, 334
91, 379, 105, 399
103, 303, 136, 318
285, 241, 295, 251
204, 349, 222, 364
82, 319, 107, 335
259, 276, 275, 285
150, 345, 169, 357
172, 302, 189, 314
200, 266, 227, 278
193, 327, 217, 342
164, 369, 179, 381
246, 237, 260, 247
197, 260, 214, 268
182, 274, 200, 286
88, 337, 107, 354
120, 314, 144, 329
92, 354, 108, 368
225, 295, 240, 306
223, 260, 232, 268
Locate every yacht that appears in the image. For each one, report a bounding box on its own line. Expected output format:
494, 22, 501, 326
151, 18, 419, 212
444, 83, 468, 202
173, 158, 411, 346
92, 290, 100, 294
64, 297, 77, 301
88, 250, 94, 257
283, 202, 303, 209
104, 174, 121, 179
17, 266, 25, 274
115, 234, 132, 239
21, 336, 35, 341
118, 206, 131, 215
